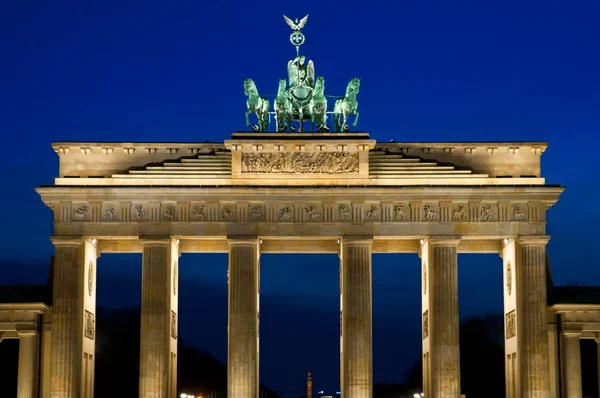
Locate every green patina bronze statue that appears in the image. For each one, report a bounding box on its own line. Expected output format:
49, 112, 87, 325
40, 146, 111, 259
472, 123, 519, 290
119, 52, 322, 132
274, 78, 292, 131
334, 78, 360, 132
311, 76, 327, 131
244, 78, 270, 132
243, 15, 361, 133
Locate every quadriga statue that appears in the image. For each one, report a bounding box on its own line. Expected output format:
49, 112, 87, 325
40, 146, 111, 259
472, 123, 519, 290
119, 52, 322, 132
334, 77, 360, 132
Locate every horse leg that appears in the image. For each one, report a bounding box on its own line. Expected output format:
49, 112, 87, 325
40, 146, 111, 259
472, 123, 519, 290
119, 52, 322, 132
299, 109, 303, 132
353, 110, 359, 127
246, 110, 251, 127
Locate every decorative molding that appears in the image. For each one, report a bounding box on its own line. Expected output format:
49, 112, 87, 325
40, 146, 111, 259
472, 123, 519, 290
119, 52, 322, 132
451, 204, 468, 221
241, 152, 359, 174
506, 261, 512, 296
338, 204, 351, 221
132, 204, 148, 221
103, 207, 118, 221
162, 205, 177, 221
84, 310, 95, 340
394, 205, 409, 221
305, 205, 322, 221
249, 204, 265, 221
72, 205, 90, 222
423, 310, 429, 339
506, 310, 516, 339
191, 205, 206, 221
278, 206, 293, 221
510, 204, 527, 221
423, 204, 438, 221
220, 205, 235, 221
88, 261, 93, 297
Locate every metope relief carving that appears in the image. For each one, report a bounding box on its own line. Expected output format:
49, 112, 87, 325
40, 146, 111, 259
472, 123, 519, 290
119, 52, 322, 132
480, 204, 496, 221
171, 310, 178, 339
162, 205, 176, 221
394, 205, 409, 221
84, 310, 95, 340
191, 205, 206, 221
506, 310, 516, 339
423, 310, 429, 339
241, 152, 359, 174
452, 205, 467, 220
249, 205, 265, 221
220, 205, 235, 221
305, 206, 322, 221
278, 206, 293, 221
511, 204, 527, 221
72, 205, 90, 221
506, 261, 512, 296
103, 207, 118, 221
365, 205, 381, 221
338, 204, 351, 221
423, 205, 438, 221
132, 204, 148, 221
88, 261, 93, 297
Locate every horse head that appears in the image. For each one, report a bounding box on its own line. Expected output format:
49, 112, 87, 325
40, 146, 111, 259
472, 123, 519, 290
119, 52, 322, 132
314, 76, 325, 96
277, 78, 287, 96
346, 78, 360, 96
244, 79, 257, 96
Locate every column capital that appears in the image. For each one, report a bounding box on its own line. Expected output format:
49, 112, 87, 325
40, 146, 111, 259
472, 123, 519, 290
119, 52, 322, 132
517, 235, 551, 246
562, 331, 581, 338
17, 330, 38, 338
227, 236, 259, 246
428, 236, 461, 246
340, 236, 373, 246
50, 236, 83, 246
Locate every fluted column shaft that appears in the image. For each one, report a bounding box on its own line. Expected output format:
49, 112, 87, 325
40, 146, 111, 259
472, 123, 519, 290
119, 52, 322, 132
228, 238, 260, 398
18, 333, 39, 398
562, 332, 582, 398
140, 239, 179, 398
429, 239, 460, 398
341, 238, 373, 398
519, 238, 551, 397
50, 240, 83, 397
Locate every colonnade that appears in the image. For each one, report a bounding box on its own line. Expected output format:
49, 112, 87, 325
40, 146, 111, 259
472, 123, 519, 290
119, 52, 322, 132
45, 235, 553, 398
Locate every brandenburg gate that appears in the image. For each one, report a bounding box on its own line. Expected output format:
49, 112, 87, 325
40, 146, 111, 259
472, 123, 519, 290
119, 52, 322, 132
9, 13, 586, 398
36, 131, 563, 398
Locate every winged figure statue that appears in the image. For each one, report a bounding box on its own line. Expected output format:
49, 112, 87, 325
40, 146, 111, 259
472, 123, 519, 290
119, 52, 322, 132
284, 15, 309, 31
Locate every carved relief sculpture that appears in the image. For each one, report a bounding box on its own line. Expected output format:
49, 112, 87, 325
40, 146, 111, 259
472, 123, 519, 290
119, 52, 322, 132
394, 205, 408, 221
506, 261, 512, 296
452, 205, 467, 220
365, 205, 380, 220
278, 206, 293, 221
241, 152, 359, 174
423, 205, 438, 221
480, 204, 494, 221
162, 205, 177, 221
305, 206, 322, 221
221, 205, 235, 221
132, 205, 148, 221
511, 204, 527, 221
249, 205, 264, 221
84, 310, 95, 340
103, 207, 117, 221
88, 261, 93, 297
506, 310, 516, 339
338, 204, 351, 221
423, 310, 429, 339
171, 310, 178, 339
73, 205, 90, 221
191, 205, 206, 221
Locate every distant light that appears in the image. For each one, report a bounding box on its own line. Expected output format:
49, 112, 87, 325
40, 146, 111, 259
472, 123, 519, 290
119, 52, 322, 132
421, 393, 424, 397
259, 239, 263, 244
91, 238, 97, 245
420, 238, 425, 245
337, 239, 340, 244
175, 238, 180, 245
318, 391, 324, 394
503, 238, 509, 245
414, 394, 420, 398
181, 394, 187, 398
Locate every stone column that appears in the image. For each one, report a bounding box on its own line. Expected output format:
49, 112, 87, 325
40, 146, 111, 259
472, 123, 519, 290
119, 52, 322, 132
562, 332, 582, 398
425, 238, 461, 398
340, 238, 373, 398
49, 237, 98, 398
519, 237, 551, 397
227, 238, 260, 398
139, 238, 180, 398
17, 332, 39, 398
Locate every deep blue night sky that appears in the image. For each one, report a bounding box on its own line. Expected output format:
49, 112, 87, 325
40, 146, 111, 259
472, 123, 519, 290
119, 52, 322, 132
1, 0, 600, 394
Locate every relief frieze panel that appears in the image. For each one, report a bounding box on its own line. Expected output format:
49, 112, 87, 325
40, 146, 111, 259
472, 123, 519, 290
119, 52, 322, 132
241, 152, 359, 174
57, 200, 546, 227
